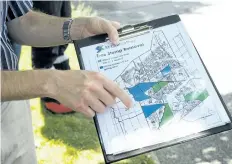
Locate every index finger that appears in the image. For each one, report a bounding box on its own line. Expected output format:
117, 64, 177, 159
102, 78, 132, 108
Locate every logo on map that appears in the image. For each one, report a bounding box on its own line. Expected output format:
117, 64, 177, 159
96, 46, 104, 53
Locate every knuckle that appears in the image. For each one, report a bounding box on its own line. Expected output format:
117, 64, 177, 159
84, 81, 98, 92
81, 90, 91, 103
76, 103, 84, 110
82, 91, 91, 101
75, 99, 85, 110
94, 72, 105, 81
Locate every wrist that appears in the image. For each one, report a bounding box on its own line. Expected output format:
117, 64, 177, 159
37, 70, 58, 99
70, 17, 87, 40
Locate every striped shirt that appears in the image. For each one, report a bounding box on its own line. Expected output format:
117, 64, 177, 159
0, 0, 33, 70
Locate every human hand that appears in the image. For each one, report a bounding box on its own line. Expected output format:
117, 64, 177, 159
47, 70, 132, 117
71, 16, 121, 44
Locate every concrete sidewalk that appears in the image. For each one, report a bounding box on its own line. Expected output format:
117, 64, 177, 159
73, 1, 232, 163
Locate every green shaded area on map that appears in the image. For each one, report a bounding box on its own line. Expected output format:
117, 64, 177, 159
152, 81, 169, 93
159, 104, 174, 127
184, 89, 209, 102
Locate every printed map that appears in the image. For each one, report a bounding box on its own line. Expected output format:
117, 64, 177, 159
80, 22, 230, 155
110, 30, 218, 135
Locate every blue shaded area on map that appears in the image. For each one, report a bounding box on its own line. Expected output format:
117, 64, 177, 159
142, 104, 164, 118
127, 82, 156, 101
161, 65, 171, 76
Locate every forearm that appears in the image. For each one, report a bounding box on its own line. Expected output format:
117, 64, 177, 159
1, 70, 53, 101
7, 10, 86, 47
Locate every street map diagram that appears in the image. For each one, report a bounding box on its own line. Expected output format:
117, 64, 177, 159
109, 30, 221, 136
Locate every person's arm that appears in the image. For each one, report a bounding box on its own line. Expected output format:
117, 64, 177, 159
6, 10, 120, 47
3, 1, 131, 118
1, 70, 51, 101
1, 70, 132, 117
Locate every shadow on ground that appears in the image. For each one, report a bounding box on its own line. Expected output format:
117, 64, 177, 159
72, 1, 211, 25
154, 92, 232, 164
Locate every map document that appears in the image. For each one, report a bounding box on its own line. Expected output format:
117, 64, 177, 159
79, 20, 231, 155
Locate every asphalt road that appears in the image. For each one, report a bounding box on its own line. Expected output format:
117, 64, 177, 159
73, 1, 232, 163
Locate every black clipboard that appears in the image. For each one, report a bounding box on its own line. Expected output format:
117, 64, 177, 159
73, 14, 232, 164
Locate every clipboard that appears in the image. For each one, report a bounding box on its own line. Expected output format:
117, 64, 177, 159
73, 14, 232, 164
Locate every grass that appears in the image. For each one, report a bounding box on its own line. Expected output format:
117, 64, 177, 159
18, 2, 155, 164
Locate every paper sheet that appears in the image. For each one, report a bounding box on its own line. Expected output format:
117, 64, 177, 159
80, 21, 231, 155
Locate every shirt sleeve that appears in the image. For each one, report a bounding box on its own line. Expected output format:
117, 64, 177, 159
6, 0, 33, 22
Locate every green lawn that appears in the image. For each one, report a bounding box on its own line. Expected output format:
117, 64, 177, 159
18, 2, 155, 164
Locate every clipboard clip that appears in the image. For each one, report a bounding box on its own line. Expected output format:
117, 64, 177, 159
106, 24, 152, 42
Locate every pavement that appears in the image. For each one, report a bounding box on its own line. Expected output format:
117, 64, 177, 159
73, 1, 232, 163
